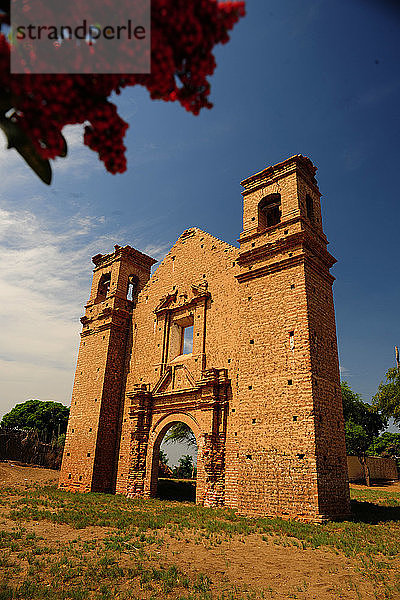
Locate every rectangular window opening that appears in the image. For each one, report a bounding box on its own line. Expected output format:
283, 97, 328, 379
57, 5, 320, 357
181, 324, 194, 355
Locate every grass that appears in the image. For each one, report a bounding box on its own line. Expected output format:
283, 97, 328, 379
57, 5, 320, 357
4, 484, 400, 558
1, 479, 400, 599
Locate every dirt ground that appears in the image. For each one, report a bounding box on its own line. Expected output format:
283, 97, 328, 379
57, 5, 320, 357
0, 461, 399, 599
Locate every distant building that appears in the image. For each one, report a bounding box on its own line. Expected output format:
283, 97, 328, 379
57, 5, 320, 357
59, 155, 351, 521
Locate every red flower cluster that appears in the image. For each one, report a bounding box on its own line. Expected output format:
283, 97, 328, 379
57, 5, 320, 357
0, 0, 245, 177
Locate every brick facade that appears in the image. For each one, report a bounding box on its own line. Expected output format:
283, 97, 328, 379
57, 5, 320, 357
59, 155, 351, 521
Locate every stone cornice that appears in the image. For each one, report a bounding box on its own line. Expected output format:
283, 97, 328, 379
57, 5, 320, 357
241, 155, 319, 196
92, 244, 156, 271
239, 216, 328, 247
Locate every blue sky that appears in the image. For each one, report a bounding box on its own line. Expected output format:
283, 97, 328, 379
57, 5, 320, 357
1, 0, 399, 456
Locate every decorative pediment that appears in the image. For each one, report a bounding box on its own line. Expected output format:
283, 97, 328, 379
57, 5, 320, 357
155, 291, 178, 312
154, 283, 211, 315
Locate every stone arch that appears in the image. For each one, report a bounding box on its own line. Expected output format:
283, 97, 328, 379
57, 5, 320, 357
145, 412, 205, 502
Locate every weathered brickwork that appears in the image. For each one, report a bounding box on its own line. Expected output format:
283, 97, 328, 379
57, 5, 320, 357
59, 155, 351, 521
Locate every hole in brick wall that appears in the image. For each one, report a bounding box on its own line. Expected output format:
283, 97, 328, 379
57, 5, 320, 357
289, 253, 293, 257
250, 339, 254, 344
252, 419, 256, 424
67, 452, 70, 456
71, 429, 74, 433
235, 432, 238, 436
290, 284, 295, 289
297, 453, 305, 459
288, 379, 293, 385
97, 368, 100, 372
83, 342, 85, 346
68, 474, 71, 479
248, 385, 252, 390
252, 242, 255, 247
232, 408, 236, 413
203, 274, 206, 278
89, 428, 92, 432
74, 402, 76, 405
228, 359, 231, 363
79, 476, 82, 481
201, 244, 204, 248
293, 416, 298, 421
196, 332, 200, 336
232, 261, 235, 266
94, 398, 97, 402
246, 454, 252, 460
87, 453, 90, 457
284, 229, 288, 234
252, 216, 255, 221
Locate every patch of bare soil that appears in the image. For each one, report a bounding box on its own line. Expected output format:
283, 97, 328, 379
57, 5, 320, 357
161, 532, 372, 600
350, 481, 400, 492
0, 460, 58, 486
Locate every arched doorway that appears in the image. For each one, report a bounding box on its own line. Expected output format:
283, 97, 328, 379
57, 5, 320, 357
125, 370, 229, 507
146, 413, 207, 504
156, 421, 197, 501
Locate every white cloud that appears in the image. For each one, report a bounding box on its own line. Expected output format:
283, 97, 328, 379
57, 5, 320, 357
0, 123, 101, 192
0, 206, 122, 419
0, 202, 169, 421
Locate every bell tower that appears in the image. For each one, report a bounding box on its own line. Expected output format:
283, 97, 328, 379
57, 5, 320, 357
59, 245, 156, 493
235, 155, 350, 520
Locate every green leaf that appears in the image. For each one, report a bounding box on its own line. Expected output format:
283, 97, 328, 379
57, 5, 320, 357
0, 116, 52, 185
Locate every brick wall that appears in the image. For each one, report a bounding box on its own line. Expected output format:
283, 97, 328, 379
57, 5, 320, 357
59, 155, 351, 521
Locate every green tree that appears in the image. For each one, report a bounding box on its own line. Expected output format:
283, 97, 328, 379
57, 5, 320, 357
163, 423, 197, 449
373, 367, 400, 426
173, 455, 195, 479
1, 400, 69, 443
342, 381, 386, 485
369, 432, 400, 460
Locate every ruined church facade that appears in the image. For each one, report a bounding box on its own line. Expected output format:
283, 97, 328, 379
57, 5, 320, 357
59, 155, 351, 521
